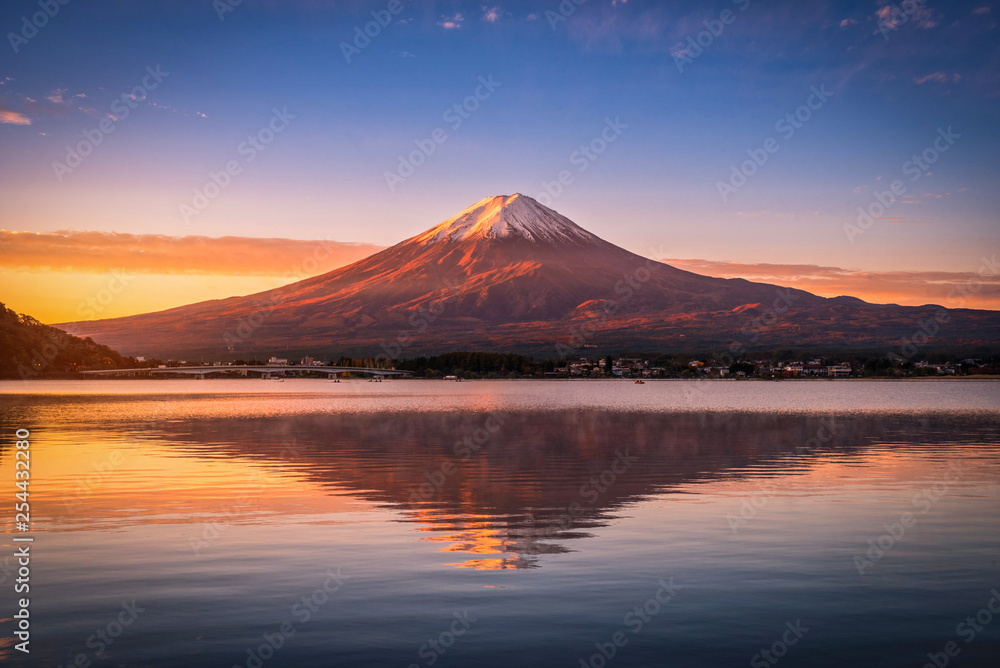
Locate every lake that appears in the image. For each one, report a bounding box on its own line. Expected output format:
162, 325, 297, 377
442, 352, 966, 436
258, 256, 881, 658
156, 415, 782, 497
1, 379, 999, 667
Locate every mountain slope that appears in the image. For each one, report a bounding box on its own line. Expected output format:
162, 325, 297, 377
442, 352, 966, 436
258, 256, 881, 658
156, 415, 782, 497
56, 195, 1000, 359
0, 303, 135, 378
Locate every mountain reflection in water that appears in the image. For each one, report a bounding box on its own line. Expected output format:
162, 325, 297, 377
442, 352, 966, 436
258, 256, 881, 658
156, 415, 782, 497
129, 410, 939, 570
3, 381, 1000, 668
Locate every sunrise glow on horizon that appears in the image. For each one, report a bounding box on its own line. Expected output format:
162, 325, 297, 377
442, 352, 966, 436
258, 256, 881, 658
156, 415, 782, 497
2, 1, 999, 323
5, 5, 1000, 668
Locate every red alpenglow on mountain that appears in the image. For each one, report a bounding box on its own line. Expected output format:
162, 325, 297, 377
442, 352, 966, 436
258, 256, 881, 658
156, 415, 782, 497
59, 194, 1000, 359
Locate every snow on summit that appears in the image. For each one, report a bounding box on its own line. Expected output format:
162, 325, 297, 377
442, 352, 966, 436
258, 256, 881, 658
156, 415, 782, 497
56, 192, 1000, 359
415, 194, 599, 245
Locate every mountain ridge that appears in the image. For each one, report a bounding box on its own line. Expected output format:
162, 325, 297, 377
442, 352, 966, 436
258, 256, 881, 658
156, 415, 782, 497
56, 194, 1000, 359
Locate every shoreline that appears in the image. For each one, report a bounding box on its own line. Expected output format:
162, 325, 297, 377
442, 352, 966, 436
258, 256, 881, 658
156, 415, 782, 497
4, 375, 1000, 382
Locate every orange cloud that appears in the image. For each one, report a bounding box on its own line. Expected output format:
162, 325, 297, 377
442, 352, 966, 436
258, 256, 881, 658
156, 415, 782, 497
0, 103, 30, 125
4, 230, 995, 323
0, 230, 383, 276
661, 258, 1000, 310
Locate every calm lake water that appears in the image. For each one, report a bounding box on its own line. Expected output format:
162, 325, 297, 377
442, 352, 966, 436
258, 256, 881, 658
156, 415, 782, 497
1, 379, 999, 667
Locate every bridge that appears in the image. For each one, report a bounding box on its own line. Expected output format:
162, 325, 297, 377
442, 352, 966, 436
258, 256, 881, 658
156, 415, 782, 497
79, 365, 413, 379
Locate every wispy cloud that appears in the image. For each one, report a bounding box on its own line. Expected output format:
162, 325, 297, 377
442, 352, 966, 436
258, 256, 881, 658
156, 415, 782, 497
0, 103, 31, 125
46, 88, 68, 104
1, 84, 93, 124
2, 79, 192, 126
658, 258, 1000, 310
565, 5, 668, 53
914, 71, 961, 84
0, 230, 384, 276
482, 5, 502, 23
438, 12, 464, 29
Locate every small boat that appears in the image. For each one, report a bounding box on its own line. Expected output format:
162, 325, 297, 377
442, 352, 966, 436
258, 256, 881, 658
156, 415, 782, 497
634, 380, 645, 385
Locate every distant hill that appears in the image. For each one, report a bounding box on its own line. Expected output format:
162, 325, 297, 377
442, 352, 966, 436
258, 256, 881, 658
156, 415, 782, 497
57, 194, 1000, 360
0, 303, 135, 379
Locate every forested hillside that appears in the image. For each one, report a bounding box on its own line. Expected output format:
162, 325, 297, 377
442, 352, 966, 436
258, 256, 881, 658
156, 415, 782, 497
0, 303, 134, 379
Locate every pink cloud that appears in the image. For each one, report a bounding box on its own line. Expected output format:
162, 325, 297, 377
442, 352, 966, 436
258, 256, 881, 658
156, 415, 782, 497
914, 72, 961, 85
657, 258, 1000, 309
0, 103, 31, 125
438, 13, 464, 29
482, 6, 501, 23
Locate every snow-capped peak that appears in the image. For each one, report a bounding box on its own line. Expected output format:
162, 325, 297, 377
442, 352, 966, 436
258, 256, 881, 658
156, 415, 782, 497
414, 194, 599, 245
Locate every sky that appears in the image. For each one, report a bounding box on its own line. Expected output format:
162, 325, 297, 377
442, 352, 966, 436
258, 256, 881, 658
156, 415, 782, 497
1, 0, 998, 321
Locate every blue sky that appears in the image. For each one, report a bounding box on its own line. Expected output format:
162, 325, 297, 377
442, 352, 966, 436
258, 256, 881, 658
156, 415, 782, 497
1, 0, 998, 276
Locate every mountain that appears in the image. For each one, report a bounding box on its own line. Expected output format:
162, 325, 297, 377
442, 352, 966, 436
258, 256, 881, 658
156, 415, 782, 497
56, 194, 1000, 359
0, 303, 135, 378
